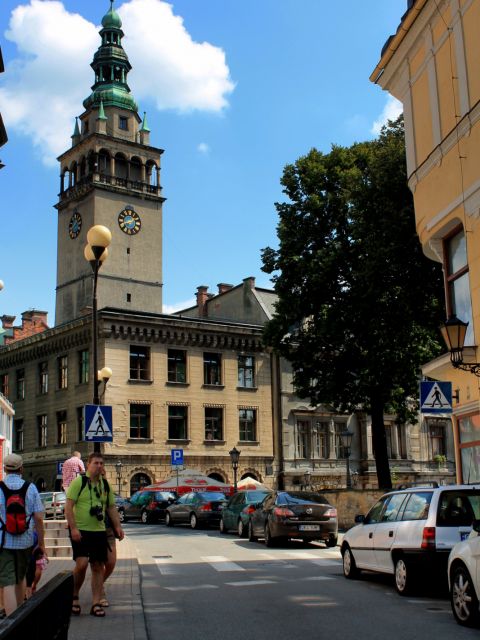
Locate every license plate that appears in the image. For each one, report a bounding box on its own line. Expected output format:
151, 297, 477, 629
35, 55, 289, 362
299, 524, 320, 531
460, 531, 470, 541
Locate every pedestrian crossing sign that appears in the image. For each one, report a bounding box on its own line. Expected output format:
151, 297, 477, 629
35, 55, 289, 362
84, 404, 113, 442
420, 381, 452, 414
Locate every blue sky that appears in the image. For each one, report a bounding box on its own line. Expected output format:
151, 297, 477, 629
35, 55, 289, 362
0, 0, 405, 323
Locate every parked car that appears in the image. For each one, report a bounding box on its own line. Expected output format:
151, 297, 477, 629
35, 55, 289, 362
39, 491, 67, 519
118, 490, 177, 524
248, 491, 338, 547
165, 491, 227, 529
341, 484, 480, 596
448, 518, 480, 627
220, 490, 271, 537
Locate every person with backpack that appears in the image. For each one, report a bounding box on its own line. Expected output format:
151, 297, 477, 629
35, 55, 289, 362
65, 452, 123, 618
0, 453, 45, 616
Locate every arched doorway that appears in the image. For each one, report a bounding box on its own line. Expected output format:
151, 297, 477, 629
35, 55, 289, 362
241, 472, 259, 481
130, 472, 151, 495
208, 472, 225, 483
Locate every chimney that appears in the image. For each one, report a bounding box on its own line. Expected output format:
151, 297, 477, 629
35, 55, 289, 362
1, 315, 15, 330
217, 283, 234, 295
243, 276, 256, 290
196, 286, 209, 317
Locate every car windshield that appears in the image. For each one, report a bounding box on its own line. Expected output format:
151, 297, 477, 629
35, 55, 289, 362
278, 492, 329, 505
198, 492, 226, 501
437, 490, 480, 526
246, 491, 270, 502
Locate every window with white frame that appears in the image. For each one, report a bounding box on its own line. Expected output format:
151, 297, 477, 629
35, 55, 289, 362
444, 228, 474, 345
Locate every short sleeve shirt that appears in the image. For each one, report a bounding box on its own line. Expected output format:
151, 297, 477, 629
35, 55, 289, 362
62, 457, 85, 489
67, 474, 114, 532
0, 474, 44, 549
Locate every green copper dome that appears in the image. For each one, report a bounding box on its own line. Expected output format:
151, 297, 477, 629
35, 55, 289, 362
102, 1, 122, 29
83, 86, 138, 113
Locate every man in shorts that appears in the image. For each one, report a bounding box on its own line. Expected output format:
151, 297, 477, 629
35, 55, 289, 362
0, 453, 45, 615
65, 452, 124, 618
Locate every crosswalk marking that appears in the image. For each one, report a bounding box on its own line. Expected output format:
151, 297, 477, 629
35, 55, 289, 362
201, 556, 246, 572
164, 585, 219, 591
225, 580, 276, 587
154, 558, 177, 575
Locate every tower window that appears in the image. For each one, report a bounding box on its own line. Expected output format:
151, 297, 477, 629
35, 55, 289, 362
127, 248, 130, 255
127, 293, 131, 302
119, 116, 128, 131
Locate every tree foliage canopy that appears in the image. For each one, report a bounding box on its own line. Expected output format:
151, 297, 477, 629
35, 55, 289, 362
262, 117, 444, 488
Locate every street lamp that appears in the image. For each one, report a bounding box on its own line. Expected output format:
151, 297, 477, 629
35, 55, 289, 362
85, 224, 111, 453
440, 315, 480, 376
115, 460, 123, 496
303, 469, 311, 491
229, 446, 241, 493
0, 280, 4, 291
339, 428, 354, 489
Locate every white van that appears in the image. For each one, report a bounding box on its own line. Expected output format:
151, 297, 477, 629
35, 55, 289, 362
341, 484, 480, 595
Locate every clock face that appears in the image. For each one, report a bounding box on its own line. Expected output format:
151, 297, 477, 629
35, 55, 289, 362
68, 211, 82, 239
118, 207, 141, 235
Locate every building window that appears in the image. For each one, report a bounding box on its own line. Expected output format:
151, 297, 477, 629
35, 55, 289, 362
333, 423, 347, 459
130, 403, 151, 439
295, 419, 310, 459
14, 419, 24, 452
119, 116, 128, 130
37, 415, 47, 448
39, 362, 48, 395
444, 228, 474, 345
16, 369, 25, 401
57, 355, 68, 390
313, 421, 329, 458
428, 420, 446, 457
205, 407, 223, 440
77, 407, 84, 442
168, 406, 188, 440
204, 353, 222, 385
0, 373, 8, 398
78, 350, 89, 384
239, 408, 256, 441
130, 345, 151, 381
238, 356, 255, 388
57, 411, 67, 445
168, 350, 187, 383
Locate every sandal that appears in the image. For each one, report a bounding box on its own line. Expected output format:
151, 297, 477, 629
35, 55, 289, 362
90, 603, 106, 618
99, 598, 109, 608
71, 598, 81, 616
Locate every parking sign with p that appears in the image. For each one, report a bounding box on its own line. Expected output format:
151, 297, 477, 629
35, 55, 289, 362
171, 449, 184, 466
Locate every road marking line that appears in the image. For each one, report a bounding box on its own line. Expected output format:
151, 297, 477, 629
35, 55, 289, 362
202, 556, 246, 572
301, 576, 335, 581
154, 558, 176, 575
226, 580, 276, 587
164, 585, 219, 591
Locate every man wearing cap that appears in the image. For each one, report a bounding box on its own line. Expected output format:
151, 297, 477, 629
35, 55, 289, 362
0, 453, 45, 615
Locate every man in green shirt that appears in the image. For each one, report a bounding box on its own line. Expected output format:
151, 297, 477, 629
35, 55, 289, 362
66, 452, 124, 618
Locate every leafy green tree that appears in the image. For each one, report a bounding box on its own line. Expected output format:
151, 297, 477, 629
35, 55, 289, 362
262, 117, 444, 489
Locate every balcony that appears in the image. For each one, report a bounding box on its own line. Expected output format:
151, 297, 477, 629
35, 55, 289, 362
59, 172, 162, 201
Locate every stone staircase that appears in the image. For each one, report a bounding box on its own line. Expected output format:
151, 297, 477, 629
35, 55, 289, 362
44, 519, 72, 558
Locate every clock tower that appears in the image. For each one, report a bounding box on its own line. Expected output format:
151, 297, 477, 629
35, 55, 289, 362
55, 1, 165, 326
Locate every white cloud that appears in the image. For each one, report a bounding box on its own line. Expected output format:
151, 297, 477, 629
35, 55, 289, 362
197, 142, 210, 154
163, 297, 196, 314
0, 0, 235, 164
371, 96, 403, 135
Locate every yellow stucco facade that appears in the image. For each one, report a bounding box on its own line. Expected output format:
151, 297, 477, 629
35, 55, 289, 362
371, 0, 480, 482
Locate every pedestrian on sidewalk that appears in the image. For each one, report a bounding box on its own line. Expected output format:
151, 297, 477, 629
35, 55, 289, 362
65, 452, 124, 618
0, 453, 46, 616
62, 451, 85, 490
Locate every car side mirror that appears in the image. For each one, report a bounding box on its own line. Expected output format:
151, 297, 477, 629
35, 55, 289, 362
473, 519, 480, 533
354, 514, 365, 524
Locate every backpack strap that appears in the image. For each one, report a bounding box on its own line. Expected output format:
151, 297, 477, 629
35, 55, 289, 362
76, 475, 89, 499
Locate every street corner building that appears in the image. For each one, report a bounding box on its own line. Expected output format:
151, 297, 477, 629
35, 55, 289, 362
371, 0, 480, 483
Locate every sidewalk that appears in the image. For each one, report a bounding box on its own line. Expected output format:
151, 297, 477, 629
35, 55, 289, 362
41, 535, 147, 640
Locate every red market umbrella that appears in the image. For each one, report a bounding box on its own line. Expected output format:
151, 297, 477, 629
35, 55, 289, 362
145, 471, 233, 496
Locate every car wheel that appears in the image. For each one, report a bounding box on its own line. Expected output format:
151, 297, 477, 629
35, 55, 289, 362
394, 556, 414, 596
141, 510, 150, 524
264, 525, 277, 548
238, 519, 246, 538
451, 563, 480, 627
248, 521, 257, 542
342, 546, 359, 579
190, 513, 198, 529
165, 512, 174, 527
118, 509, 125, 523
219, 518, 227, 534
325, 537, 338, 548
